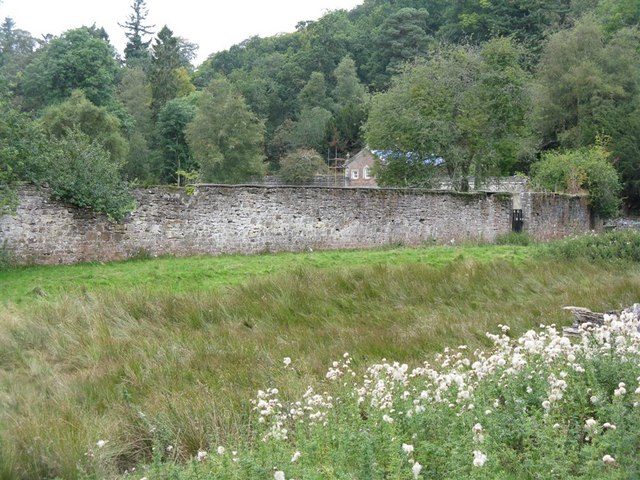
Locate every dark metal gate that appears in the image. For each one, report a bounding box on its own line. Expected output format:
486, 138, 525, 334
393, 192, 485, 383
512, 209, 523, 233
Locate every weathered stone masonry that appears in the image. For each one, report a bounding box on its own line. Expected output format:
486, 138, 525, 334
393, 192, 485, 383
0, 185, 593, 265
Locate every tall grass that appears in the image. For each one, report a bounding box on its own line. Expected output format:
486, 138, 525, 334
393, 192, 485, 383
1, 258, 640, 479
0, 244, 531, 305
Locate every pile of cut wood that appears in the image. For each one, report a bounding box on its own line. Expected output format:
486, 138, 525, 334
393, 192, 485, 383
562, 304, 640, 335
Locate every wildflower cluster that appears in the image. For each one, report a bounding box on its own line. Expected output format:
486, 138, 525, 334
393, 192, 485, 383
252, 305, 640, 478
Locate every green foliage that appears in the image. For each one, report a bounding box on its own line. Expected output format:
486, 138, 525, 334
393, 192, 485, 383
155, 94, 198, 184
598, 0, 640, 32
439, 0, 577, 55
39, 90, 129, 165
119, 0, 154, 68
186, 78, 265, 183
364, 7, 431, 88
372, 152, 437, 188
149, 26, 194, 114
118, 67, 156, 182
533, 17, 640, 206
0, 100, 46, 185
531, 145, 622, 218
278, 148, 328, 184
1, 100, 134, 219
547, 231, 640, 262
281, 106, 334, 155
21, 26, 119, 109
297, 71, 332, 111
365, 38, 532, 189
331, 56, 369, 153
38, 128, 135, 220
495, 232, 533, 246
0, 17, 36, 92
332, 55, 366, 106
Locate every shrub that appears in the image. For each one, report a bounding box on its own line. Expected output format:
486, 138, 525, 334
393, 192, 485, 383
278, 148, 328, 185
39, 90, 129, 165
531, 145, 622, 219
39, 129, 135, 221
547, 230, 640, 262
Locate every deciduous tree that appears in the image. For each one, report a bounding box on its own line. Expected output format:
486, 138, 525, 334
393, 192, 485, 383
278, 148, 328, 184
22, 26, 119, 109
365, 39, 531, 189
156, 93, 198, 184
186, 78, 265, 183
39, 90, 128, 165
533, 17, 640, 206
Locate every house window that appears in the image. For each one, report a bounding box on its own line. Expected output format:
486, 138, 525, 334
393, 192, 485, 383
345, 169, 350, 178
363, 166, 371, 179
351, 169, 359, 180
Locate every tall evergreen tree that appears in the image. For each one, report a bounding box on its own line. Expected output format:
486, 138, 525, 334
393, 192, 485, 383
0, 17, 36, 92
149, 26, 191, 115
297, 72, 332, 111
119, 0, 154, 68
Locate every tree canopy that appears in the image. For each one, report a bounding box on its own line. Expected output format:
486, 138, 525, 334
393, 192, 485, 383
21, 26, 119, 109
365, 38, 531, 189
2, 0, 640, 215
186, 78, 265, 183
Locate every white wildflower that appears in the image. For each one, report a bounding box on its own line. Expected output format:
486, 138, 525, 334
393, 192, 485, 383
473, 450, 487, 467
283, 357, 292, 367
412, 461, 422, 478
274, 471, 286, 480
96, 440, 107, 448
196, 450, 208, 462
217, 446, 225, 455
291, 451, 301, 463
402, 443, 414, 455
602, 454, 616, 465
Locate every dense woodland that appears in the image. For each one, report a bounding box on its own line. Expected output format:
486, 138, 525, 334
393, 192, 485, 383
1, 0, 639, 219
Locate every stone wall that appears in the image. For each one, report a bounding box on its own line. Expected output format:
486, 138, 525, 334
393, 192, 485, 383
0, 185, 593, 265
517, 192, 596, 240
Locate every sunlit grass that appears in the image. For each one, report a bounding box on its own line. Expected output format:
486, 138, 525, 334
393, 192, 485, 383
0, 244, 532, 305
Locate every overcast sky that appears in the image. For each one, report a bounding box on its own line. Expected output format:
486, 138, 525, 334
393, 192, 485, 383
0, 0, 364, 65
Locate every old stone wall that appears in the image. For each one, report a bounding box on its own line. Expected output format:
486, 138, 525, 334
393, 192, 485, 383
518, 192, 596, 240
0, 185, 592, 265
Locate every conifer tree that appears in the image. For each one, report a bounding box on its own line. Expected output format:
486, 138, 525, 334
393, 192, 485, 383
149, 26, 184, 114
119, 0, 154, 67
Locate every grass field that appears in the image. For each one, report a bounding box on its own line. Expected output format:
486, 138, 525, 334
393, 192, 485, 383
1, 239, 640, 479
0, 244, 531, 305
